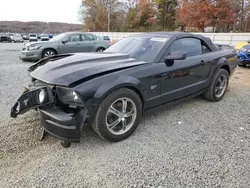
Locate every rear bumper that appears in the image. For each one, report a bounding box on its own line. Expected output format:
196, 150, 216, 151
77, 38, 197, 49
40, 107, 87, 142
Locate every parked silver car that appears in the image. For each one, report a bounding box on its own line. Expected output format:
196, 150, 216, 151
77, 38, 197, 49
12, 34, 24, 43
20, 32, 112, 61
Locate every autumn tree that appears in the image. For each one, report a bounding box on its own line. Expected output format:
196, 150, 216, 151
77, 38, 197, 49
154, 0, 177, 30
80, 0, 123, 31
124, 0, 139, 30
137, 0, 156, 29
177, 0, 237, 32
213, 0, 235, 32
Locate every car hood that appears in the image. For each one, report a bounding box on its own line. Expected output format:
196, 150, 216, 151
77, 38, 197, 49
29, 52, 148, 87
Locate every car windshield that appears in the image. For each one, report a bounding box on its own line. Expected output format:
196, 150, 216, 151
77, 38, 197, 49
104, 36, 169, 63
49, 34, 66, 41
41, 34, 48, 37
30, 35, 36, 37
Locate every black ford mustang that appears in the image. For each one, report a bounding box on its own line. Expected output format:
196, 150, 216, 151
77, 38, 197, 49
11, 32, 237, 146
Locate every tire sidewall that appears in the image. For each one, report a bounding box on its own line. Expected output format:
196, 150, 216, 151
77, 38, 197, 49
42, 49, 56, 58
96, 47, 105, 52
95, 89, 142, 142
211, 69, 229, 101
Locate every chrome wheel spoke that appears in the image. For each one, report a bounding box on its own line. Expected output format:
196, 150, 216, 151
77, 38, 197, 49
108, 106, 121, 117
215, 87, 220, 93
108, 119, 121, 129
218, 77, 223, 85
215, 75, 227, 98
221, 78, 226, 86
122, 118, 127, 130
125, 110, 134, 117
122, 99, 127, 113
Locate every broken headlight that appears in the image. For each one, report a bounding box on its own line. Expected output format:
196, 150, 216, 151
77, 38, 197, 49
56, 87, 84, 107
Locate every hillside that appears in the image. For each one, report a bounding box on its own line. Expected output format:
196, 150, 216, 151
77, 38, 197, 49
0, 21, 82, 33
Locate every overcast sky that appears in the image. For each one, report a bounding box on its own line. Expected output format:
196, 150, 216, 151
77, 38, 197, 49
0, 0, 82, 24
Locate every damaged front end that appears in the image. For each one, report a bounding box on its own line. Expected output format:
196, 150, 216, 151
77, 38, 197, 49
10, 80, 87, 143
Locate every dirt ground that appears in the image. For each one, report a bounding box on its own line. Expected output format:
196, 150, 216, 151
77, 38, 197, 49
230, 66, 250, 88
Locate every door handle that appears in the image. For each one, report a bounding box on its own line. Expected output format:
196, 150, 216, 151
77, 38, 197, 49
76, 43, 81, 45
201, 60, 205, 65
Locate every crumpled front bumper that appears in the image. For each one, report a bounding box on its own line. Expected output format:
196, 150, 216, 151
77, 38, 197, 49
40, 107, 87, 142
10, 87, 87, 142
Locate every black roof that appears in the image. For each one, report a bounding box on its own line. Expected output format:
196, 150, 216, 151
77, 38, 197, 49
131, 31, 218, 51
137, 31, 204, 39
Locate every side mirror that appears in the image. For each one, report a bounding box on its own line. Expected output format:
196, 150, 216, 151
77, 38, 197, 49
164, 52, 186, 67
61, 40, 67, 44
164, 52, 187, 61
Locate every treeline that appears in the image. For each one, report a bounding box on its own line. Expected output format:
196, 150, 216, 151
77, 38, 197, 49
0, 21, 82, 33
80, 0, 250, 32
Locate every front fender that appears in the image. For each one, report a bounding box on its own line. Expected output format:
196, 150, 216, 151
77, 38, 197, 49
93, 75, 145, 102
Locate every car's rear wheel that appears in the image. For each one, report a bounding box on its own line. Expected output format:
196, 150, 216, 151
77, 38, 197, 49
42, 49, 57, 58
96, 47, 105, 52
92, 88, 142, 142
204, 69, 229, 102
238, 64, 247, 67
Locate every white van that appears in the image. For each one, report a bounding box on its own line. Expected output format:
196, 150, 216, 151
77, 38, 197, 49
29, 34, 38, 42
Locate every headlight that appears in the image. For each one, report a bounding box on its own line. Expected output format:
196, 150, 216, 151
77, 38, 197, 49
16, 101, 21, 113
27, 45, 42, 51
56, 87, 84, 107
38, 89, 46, 104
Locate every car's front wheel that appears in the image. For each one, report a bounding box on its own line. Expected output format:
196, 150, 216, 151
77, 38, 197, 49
204, 69, 229, 102
92, 88, 142, 142
42, 49, 57, 58
96, 47, 105, 52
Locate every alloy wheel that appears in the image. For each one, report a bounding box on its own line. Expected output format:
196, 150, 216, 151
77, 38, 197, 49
106, 97, 137, 135
97, 48, 104, 52
44, 50, 55, 57
215, 74, 228, 98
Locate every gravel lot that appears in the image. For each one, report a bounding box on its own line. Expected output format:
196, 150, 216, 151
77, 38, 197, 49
0, 42, 250, 188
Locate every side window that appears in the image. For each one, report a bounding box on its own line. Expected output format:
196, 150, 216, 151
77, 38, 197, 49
168, 38, 202, 57
169, 40, 183, 53
69, 34, 81, 42
179, 38, 202, 57
82, 34, 97, 41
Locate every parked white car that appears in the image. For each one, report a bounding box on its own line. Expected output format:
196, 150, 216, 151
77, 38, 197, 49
12, 34, 24, 43
29, 34, 38, 42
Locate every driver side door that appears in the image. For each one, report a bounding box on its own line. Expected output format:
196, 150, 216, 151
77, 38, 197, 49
160, 37, 212, 103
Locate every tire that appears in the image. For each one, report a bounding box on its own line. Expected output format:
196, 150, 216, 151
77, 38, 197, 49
92, 88, 142, 142
41, 49, 57, 58
238, 64, 246, 67
204, 69, 229, 102
96, 47, 105, 52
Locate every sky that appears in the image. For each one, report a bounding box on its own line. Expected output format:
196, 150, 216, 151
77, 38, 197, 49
0, 0, 82, 24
